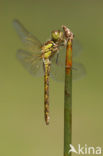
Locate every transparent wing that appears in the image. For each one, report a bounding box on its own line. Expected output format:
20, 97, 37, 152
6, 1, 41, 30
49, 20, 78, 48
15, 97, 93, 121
13, 19, 42, 53
17, 49, 44, 76
51, 61, 86, 82
50, 39, 85, 81
72, 39, 82, 58
51, 39, 82, 65
72, 62, 86, 80
50, 61, 65, 81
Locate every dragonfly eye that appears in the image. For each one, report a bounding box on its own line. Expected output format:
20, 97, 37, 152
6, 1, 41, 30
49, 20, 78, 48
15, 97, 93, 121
51, 30, 63, 42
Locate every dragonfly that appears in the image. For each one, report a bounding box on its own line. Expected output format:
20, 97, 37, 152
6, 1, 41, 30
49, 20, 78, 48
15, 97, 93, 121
13, 20, 85, 125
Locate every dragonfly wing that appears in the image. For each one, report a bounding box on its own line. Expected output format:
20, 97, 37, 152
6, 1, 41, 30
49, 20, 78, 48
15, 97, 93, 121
17, 49, 44, 76
13, 19, 42, 53
50, 39, 85, 81
51, 62, 86, 82
51, 39, 82, 66
51, 47, 66, 66
72, 62, 86, 80
50, 61, 65, 82
50, 49, 65, 81
50, 46, 66, 81
51, 53, 86, 81
72, 39, 82, 58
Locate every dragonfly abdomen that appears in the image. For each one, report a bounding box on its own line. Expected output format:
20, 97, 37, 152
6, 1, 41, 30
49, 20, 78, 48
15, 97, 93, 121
44, 59, 51, 125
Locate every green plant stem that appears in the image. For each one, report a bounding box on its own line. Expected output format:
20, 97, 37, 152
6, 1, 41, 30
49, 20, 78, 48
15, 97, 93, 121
64, 39, 72, 156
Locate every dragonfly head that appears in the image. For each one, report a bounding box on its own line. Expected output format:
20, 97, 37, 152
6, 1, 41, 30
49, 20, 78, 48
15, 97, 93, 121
51, 30, 64, 43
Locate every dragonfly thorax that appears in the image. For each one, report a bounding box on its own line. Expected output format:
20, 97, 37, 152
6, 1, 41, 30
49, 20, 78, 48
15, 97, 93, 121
41, 40, 58, 59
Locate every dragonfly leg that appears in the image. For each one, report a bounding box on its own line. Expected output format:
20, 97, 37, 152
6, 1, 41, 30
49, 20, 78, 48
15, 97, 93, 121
56, 52, 59, 64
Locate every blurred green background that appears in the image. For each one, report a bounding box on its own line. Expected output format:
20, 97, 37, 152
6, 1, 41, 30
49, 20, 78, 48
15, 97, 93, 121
0, 0, 103, 156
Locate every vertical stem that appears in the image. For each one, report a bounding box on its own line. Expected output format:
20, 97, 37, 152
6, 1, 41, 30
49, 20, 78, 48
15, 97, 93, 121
64, 39, 72, 156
